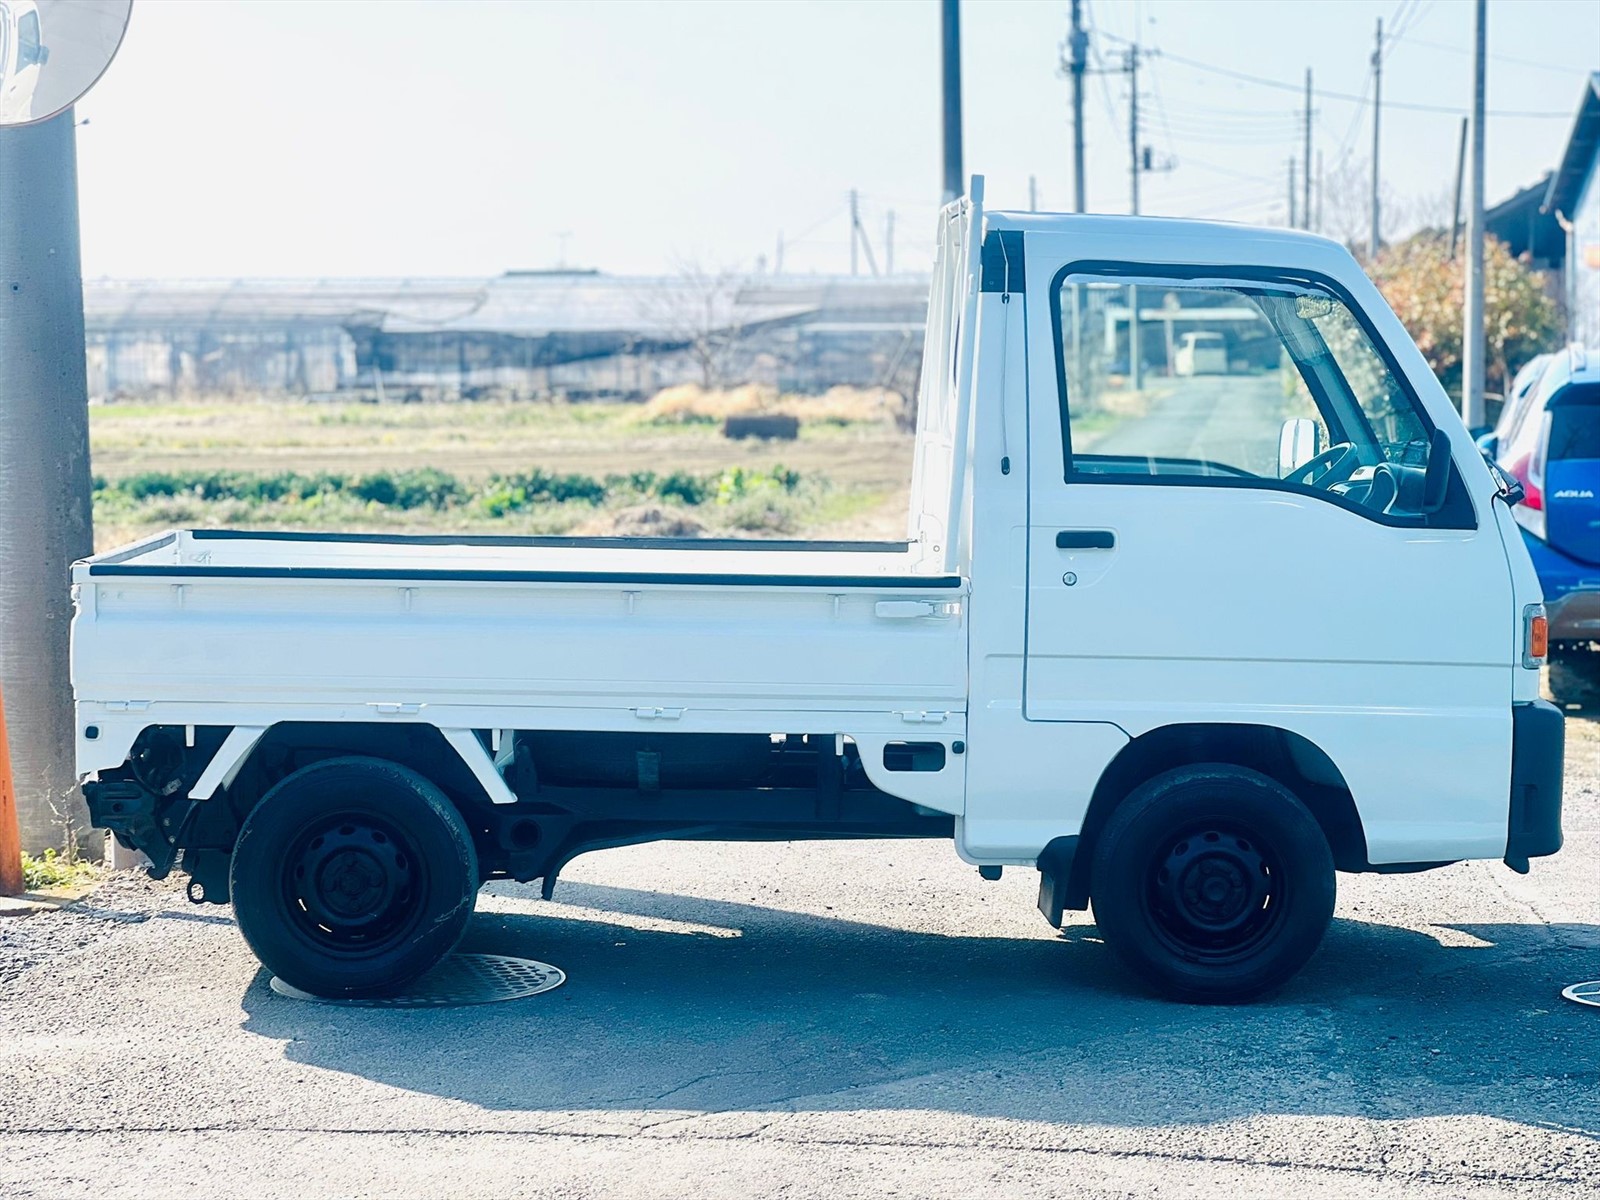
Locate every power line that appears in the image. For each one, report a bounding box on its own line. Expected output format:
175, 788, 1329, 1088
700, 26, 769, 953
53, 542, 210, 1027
1384, 0, 1431, 49
1146, 44, 1570, 118
1398, 32, 1593, 72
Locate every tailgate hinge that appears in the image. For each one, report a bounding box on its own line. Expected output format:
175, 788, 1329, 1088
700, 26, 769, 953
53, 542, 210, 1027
632, 706, 685, 721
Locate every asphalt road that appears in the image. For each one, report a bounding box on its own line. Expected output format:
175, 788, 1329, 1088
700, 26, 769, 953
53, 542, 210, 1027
1084, 374, 1295, 476
3, 720, 1600, 1199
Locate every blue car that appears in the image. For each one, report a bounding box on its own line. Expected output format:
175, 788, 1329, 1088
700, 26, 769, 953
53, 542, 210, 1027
1480, 345, 1600, 705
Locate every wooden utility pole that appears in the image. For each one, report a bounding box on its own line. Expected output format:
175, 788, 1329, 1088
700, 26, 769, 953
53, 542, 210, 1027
1450, 117, 1468, 260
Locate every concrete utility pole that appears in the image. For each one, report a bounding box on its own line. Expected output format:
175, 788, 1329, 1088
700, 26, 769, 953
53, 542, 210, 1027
1316, 149, 1324, 233
1127, 47, 1141, 217
1289, 157, 1298, 229
1029, 174, 1037, 212
940, 0, 963, 204
1068, 0, 1088, 212
1462, 0, 1488, 428
0, 111, 97, 857
1126, 44, 1141, 393
1370, 17, 1383, 259
885, 210, 895, 275
850, 189, 859, 276
1303, 68, 1313, 233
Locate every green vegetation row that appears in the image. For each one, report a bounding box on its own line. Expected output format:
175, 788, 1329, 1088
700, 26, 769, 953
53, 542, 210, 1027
93, 465, 805, 517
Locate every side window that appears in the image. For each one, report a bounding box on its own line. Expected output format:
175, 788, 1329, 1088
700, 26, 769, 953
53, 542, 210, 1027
1055, 272, 1445, 521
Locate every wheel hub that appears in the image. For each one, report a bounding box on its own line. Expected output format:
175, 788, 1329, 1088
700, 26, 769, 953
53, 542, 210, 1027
289, 819, 416, 943
1151, 828, 1275, 953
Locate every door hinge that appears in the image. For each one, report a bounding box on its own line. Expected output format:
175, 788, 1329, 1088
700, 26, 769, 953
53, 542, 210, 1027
633, 706, 685, 721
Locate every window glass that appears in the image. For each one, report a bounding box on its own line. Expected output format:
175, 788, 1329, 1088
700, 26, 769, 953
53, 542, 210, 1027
1548, 385, 1600, 462
1056, 274, 1440, 519
17, 11, 41, 69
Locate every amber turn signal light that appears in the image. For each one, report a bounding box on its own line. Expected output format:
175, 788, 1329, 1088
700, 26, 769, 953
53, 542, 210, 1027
1524, 605, 1549, 668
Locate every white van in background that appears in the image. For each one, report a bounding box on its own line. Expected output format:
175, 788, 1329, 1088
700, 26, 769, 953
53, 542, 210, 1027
1174, 330, 1228, 376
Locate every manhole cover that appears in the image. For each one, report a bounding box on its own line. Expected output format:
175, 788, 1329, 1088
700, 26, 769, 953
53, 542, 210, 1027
1562, 980, 1600, 1009
270, 953, 564, 1008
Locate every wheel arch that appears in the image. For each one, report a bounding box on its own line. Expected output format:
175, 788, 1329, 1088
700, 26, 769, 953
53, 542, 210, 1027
223, 722, 503, 819
1059, 722, 1366, 912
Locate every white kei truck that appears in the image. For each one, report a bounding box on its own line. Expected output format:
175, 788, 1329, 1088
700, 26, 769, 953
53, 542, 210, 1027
71, 180, 1564, 1003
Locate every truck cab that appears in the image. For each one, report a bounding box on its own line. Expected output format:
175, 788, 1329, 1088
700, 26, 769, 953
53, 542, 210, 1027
73, 180, 1563, 1004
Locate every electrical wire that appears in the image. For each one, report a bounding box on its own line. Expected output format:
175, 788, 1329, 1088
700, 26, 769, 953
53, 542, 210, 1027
1142, 43, 1571, 118
1398, 32, 1596, 72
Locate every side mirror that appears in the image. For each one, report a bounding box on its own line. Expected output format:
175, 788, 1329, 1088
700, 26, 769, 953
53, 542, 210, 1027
1475, 432, 1499, 461
1422, 427, 1455, 513
1486, 460, 1526, 507
1277, 418, 1323, 479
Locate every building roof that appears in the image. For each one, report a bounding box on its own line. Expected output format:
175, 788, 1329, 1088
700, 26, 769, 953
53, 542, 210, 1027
1487, 172, 1564, 264
83, 273, 931, 338
1543, 72, 1600, 217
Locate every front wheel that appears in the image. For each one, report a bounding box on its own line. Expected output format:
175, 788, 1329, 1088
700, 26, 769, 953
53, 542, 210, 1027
230, 757, 480, 998
1089, 765, 1335, 1004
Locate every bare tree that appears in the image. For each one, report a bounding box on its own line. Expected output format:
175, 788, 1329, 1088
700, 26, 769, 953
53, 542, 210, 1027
1319, 160, 1453, 260
638, 262, 752, 390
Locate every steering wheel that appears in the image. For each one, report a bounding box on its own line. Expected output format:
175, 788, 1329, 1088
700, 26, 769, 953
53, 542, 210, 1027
1283, 442, 1360, 489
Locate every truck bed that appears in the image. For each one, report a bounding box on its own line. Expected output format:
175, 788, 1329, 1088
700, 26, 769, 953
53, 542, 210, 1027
83, 528, 956, 587
72, 531, 970, 785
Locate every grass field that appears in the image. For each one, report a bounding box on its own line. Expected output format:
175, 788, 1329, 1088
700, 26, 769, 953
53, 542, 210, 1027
88, 392, 917, 552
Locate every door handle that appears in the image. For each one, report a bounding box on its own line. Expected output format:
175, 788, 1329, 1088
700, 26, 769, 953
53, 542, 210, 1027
1056, 530, 1115, 549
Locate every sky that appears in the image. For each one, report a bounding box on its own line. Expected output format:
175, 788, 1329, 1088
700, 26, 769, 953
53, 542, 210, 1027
69, 0, 1600, 280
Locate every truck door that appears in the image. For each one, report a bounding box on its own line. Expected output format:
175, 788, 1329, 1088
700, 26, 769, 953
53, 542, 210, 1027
1019, 234, 1517, 865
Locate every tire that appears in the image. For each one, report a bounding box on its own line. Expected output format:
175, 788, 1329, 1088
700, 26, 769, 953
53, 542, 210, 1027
1546, 645, 1600, 710
1089, 764, 1335, 1004
230, 756, 480, 998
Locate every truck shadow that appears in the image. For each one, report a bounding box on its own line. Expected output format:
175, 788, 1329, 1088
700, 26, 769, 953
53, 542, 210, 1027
238, 881, 1600, 1133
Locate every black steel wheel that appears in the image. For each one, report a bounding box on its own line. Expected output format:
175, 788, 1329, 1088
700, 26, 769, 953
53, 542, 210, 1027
230, 757, 479, 998
1089, 764, 1335, 1003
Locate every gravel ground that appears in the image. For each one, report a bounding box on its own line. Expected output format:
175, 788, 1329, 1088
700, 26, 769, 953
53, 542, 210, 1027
2, 720, 1599, 1199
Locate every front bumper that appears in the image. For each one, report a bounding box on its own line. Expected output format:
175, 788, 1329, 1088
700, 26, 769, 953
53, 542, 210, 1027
1505, 699, 1564, 873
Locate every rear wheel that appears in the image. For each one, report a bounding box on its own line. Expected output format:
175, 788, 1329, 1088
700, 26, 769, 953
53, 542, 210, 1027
230, 757, 479, 998
1089, 765, 1335, 1004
